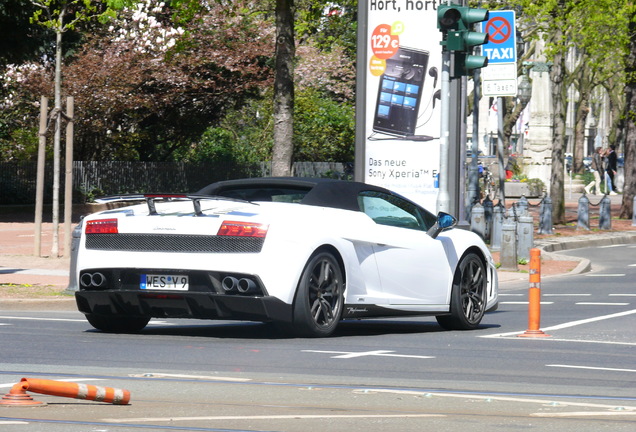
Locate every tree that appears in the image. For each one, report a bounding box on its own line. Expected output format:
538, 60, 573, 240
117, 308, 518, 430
0, 0, 51, 66
506, 0, 631, 223
619, 5, 636, 219
271, 0, 295, 176
29, 0, 122, 256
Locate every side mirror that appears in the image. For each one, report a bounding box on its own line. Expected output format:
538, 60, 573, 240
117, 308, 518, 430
427, 212, 457, 239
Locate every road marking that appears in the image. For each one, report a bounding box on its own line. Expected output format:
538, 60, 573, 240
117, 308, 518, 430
129, 373, 251, 382
585, 274, 626, 277
547, 364, 636, 373
543, 294, 590, 297
532, 411, 636, 417
500, 302, 554, 305
102, 414, 446, 423
498, 293, 524, 296
0, 315, 85, 323
609, 293, 636, 297
302, 350, 434, 359
0, 316, 170, 325
575, 302, 629, 306
481, 308, 636, 339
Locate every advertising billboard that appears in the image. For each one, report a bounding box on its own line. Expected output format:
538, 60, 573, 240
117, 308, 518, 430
358, 1, 443, 209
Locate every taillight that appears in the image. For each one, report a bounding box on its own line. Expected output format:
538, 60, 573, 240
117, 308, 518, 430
217, 221, 268, 238
85, 218, 119, 234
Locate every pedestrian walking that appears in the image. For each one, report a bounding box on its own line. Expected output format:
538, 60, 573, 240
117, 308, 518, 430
584, 146, 604, 195
606, 145, 618, 195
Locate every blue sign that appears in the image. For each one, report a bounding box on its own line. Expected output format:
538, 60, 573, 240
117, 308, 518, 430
480, 10, 516, 64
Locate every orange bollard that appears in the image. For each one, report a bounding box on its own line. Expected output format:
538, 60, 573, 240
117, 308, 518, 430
0, 378, 130, 406
518, 248, 551, 338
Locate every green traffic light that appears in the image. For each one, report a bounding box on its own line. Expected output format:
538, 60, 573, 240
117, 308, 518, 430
438, 6, 462, 29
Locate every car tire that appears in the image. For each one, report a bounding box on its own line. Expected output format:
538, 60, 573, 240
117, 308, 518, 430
85, 313, 150, 333
436, 252, 486, 330
292, 251, 344, 337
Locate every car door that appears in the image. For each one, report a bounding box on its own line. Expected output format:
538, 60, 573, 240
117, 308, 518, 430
358, 191, 453, 306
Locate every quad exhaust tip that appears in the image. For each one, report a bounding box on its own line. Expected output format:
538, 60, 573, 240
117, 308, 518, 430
222, 276, 258, 294
80, 272, 107, 288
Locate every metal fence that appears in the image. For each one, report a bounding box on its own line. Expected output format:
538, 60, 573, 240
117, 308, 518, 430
0, 161, 352, 205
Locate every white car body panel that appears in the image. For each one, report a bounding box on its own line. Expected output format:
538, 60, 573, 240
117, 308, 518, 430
74, 178, 498, 335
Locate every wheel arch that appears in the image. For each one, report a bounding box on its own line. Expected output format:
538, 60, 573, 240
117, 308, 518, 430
293, 244, 347, 302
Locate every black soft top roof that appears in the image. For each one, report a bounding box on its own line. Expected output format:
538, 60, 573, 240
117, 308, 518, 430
196, 177, 405, 212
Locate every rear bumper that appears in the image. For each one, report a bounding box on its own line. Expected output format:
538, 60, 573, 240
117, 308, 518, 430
75, 291, 293, 323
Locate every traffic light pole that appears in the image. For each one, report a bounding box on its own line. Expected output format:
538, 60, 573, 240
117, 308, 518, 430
436, 2, 489, 217
436, 49, 452, 215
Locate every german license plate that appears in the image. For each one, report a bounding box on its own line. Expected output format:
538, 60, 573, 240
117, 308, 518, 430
141, 274, 189, 291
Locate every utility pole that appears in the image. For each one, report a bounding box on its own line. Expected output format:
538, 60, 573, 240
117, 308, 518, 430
436, 2, 490, 217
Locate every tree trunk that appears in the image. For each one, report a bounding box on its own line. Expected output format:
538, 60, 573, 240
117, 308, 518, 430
619, 11, 636, 219
271, 0, 295, 177
573, 91, 590, 174
52, 24, 63, 257
549, 32, 567, 225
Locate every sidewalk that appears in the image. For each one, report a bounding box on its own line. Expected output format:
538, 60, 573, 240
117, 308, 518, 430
1, 192, 635, 301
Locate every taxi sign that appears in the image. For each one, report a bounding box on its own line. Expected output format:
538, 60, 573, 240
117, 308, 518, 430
480, 10, 517, 97
480, 10, 517, 64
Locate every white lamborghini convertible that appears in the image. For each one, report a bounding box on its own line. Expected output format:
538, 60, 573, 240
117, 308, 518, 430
75, 177, 498, 337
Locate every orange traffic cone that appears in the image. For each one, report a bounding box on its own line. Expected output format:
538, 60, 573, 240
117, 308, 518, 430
0, 378, 130, 406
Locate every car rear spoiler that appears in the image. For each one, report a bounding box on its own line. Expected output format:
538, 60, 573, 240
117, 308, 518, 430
94, 193, 251, 216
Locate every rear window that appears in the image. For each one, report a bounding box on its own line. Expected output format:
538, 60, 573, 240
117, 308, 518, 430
216, 187, 310, 203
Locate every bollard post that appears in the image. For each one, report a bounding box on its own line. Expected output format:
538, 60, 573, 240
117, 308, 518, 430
518, 249, 551, 338
471, 203, 486, 241
599, 195, 612, 230
538, 196, 553, 234
516, 195, 529, 215
483, 197, 493, 242
516, 213, 534, 261
577, 193, 590, 230
490, 203, 504, 251
500, 219, 518, 271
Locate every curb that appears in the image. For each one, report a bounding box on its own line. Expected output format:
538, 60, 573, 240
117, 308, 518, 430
534, 231, 636, 276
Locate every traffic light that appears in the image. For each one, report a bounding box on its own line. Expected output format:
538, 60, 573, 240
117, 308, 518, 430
437, 4, 489, 77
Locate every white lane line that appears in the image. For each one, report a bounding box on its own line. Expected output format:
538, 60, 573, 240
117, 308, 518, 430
0, 316, 170, 325
532, 411, 636, 418
302, 350, 434, 359
543, 294, 591, 297
585, 274, 626, 277
535, 338, 636, 346
499, 294, 524, 296
575, 302, 630, 306
102, 414, 446, 423
500, 302, 554, 305
609, 293, 636, 297
0, 315, 85, 323
547, 364, 636, 373
481, 309, 636, 339
129, 373, 251, 382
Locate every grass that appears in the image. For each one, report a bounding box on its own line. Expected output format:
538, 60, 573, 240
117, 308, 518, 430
0, 283, 72, 299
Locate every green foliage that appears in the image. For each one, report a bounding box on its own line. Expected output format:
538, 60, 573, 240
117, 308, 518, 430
293, 88, 355, 162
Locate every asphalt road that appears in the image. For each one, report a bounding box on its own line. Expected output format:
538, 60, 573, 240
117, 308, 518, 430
1, 245, 635, 431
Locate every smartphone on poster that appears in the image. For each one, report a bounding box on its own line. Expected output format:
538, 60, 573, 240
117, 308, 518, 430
372, 46, 429, 137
